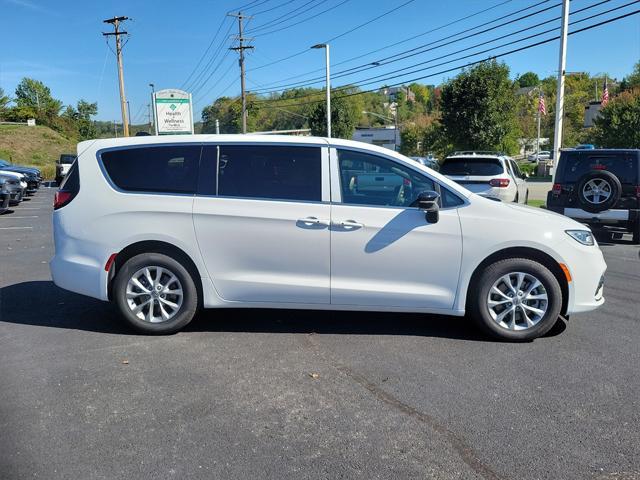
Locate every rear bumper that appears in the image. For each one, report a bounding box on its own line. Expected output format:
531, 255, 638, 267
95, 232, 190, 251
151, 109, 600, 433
50, 214, 110, 301
548, 206, 638, 229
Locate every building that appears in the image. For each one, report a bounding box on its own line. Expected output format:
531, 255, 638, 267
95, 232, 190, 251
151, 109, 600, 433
352, 126, 400, 151
380, 86, 415, 103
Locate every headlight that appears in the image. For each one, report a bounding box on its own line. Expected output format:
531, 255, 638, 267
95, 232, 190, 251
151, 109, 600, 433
565, 230, 595, 246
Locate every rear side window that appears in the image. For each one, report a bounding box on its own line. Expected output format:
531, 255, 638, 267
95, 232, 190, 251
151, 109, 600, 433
560, 154, 637, 184
59, 160, 79, 193
440, 157, 504, 176
217, 145, 321, 202
101, 145, 201, 193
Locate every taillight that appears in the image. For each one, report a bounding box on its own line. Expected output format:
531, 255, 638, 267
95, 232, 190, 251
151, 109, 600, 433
552, 183, 562, 195
593, 164, 607, 170
490, 178, 510, 188
53, 190, 76, 210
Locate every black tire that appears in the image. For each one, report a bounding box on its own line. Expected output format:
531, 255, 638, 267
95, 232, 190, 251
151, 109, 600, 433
525, 190, 529, 205
55, 176, 62, 186
468, 258, 563, 341
113, 253, 199, 334
632, 222, 640, 245
576, 170, 621, 213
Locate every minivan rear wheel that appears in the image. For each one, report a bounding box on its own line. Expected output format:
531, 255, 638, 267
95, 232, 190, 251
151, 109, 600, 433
469, 258, 562, 341
113, 253, 198, 334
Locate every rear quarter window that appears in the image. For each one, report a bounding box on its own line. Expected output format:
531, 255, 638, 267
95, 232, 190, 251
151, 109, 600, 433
440, 157, 504, 176
100, 145, 201, 194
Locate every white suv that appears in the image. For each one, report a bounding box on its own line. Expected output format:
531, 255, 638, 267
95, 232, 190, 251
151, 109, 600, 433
441, 152, 528, 203
51, 136, 606, 341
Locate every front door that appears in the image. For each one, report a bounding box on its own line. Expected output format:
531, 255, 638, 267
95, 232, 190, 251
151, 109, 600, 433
193, 143, 331, 304
330, 148, 463, 310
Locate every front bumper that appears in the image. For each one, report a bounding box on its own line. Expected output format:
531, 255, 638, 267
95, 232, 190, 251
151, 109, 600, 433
561, 239, 607, 315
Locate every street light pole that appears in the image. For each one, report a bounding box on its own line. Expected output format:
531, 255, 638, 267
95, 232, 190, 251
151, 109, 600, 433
312, 43, 330, 137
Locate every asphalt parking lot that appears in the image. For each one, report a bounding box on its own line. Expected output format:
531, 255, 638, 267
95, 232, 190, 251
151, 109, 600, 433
1, 188, 639, 480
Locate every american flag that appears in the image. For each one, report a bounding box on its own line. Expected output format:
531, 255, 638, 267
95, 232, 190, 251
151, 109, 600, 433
538, 93, 546, 115
601, 78, 609, 106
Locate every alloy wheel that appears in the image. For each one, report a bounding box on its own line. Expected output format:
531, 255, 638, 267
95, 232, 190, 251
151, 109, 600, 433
487, 272, 548, 331
582, 178, 612, 204
125, 266, 184, 323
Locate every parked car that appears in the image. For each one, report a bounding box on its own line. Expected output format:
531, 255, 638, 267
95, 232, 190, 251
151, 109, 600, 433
0, 172, 26, 205
547, 149, 640, 244
410, 156, 440, 171
51, 136, 606, 341
0, 177, 11, 213
575, 144, 595, 150
528, 150, 551, 162
440, 152, 528, 203
56, 154, 77, 185
0, 159, 42, 194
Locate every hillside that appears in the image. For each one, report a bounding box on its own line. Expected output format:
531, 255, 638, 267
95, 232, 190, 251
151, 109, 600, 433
0, 124, 76, 179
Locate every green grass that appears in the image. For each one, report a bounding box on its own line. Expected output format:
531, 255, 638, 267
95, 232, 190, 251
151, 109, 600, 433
0, 124, 76, 179
527, 199, 546, 208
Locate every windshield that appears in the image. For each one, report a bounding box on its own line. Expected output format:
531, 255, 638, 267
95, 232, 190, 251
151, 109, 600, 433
441, 157, 504, 176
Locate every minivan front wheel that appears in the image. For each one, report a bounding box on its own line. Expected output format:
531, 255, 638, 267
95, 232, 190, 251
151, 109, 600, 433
469, 258, 562, 341
113, 253, 198, 334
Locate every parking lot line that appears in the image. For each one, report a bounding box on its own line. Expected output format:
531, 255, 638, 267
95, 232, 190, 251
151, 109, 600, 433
13, 207, 49, 210
0, 216, 39, 219
0, 226, 33, 230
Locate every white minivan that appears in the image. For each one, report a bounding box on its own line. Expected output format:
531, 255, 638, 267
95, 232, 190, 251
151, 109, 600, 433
51, 135, 606, 341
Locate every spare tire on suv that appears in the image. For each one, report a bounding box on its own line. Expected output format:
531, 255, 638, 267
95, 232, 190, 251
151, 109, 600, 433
576, 170, 621, 213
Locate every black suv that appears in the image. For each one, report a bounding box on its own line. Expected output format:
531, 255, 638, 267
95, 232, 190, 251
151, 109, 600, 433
547, 149, 640, 243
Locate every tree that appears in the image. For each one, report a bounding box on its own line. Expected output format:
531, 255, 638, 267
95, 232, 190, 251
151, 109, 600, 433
619, 60, 640, 91
517, 72, 540, 88
439, 60, 519, 153
309, 93, 362, 138
590, 90, 640, 148
14, 78, 63, 123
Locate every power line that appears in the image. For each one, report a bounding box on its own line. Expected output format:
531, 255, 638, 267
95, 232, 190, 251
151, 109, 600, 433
250, 0, 562, 93
186, 21, 236, 93
246, 0, 327, 34
251, 0, 297, 15
256, 0, 624, 96
249, 0, 514, 87
254, 8, 640, 110
181, 17, 230, 90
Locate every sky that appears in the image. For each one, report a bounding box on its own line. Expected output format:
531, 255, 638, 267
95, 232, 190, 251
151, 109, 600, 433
1, 0, 639, 122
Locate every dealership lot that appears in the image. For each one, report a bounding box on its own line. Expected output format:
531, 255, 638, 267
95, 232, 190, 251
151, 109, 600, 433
1, 188, 639, 479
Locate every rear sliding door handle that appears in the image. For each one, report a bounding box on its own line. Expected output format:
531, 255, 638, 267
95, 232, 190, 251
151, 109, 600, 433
338, 219, 364, 229
296, 216, 329, 227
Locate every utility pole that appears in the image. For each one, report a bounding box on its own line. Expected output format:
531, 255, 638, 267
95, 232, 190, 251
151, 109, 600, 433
126, 100, 132, 134
228, 12, 253, 134
103, 16, 130, 137
216, 118, 220, 134
147, 103, 152, 134
552, 0, 569, 181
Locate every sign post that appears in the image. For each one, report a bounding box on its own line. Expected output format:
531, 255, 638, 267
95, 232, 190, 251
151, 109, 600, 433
152, 89, 194, 135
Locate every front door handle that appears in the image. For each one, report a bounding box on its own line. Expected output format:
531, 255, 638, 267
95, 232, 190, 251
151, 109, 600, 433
297, 216, 329, 227
338, 219, 364, 229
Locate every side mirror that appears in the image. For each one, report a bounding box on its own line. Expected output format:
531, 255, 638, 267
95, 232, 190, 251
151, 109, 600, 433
411, 190, 440, 223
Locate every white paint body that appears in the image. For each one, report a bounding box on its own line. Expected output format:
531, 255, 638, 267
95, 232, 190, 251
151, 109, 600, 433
50, 135, 606, 318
